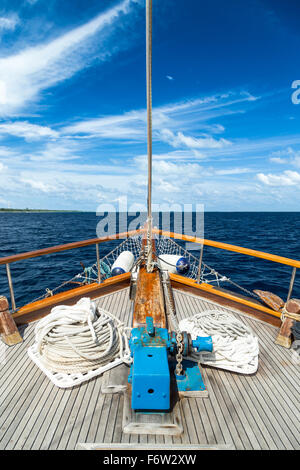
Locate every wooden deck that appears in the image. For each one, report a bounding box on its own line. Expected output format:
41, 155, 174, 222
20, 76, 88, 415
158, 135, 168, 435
0, 288, 299, 450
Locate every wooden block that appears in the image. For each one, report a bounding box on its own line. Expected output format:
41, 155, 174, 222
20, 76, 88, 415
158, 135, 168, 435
253, 290, 284, 312
275, 317, 294, 349
0, 296, 22, 346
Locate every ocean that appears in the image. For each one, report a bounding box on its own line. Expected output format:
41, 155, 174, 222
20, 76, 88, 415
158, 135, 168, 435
0, 211, 299, 308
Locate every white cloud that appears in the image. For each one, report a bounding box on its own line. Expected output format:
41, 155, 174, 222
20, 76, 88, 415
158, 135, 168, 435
0, 146, 17, 158
213, 167, 251, 175
195, 136, 300, 162
20, 178, 58, 193
0, 0, 134, 115
0, 79, 291, 210
15, 169, 134, 204
64, 111, 145, 140
0, 15, 19, 32
155, 178, 181, 193
269, 147, 300, 168
137, 156, 250, 179
269, 157, 287, 164
154, 160, 202, 175
257, 170, 300, 186
159, 128, 231, 150
29, 141, 81, 161
135, 155, 202, 176
25, 0, 39, 5
166, 75, 174, 81
63, 91, 257, 143
0, 121, 58, 140
269, 149, 290, 158
152, 150, 207, 161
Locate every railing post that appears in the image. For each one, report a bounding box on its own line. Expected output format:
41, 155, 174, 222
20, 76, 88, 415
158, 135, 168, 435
197, 245, 204, 284
96, 244, 101, 284
0, 296, 22, 345
286, 267, 296, 302
5, 263, 16, 312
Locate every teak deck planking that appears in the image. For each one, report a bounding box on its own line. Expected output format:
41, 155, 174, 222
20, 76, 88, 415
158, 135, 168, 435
1, 287, 299, 450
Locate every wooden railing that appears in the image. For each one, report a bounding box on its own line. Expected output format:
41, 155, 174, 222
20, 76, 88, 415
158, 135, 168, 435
0, 230, 142, 266
0, 229, 143, 312
0, 227, 299, 313
152, 229, 300, 268
152, 229, 299, 305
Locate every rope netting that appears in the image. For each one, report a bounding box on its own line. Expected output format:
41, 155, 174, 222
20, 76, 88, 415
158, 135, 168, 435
30, 233, 258, 304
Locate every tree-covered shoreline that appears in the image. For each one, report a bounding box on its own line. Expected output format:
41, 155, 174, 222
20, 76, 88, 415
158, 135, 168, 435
0, 208, 82, 213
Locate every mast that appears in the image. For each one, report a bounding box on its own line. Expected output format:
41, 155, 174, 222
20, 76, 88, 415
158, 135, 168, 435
146, 0, 153, 272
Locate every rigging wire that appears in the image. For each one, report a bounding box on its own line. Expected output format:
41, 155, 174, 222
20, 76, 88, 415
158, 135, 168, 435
146, 0, 154, 273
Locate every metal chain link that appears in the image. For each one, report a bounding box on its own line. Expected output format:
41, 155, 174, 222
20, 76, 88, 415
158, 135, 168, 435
175, 332, 184, 375
161, 275, 179, 333
160, 271, 184, 375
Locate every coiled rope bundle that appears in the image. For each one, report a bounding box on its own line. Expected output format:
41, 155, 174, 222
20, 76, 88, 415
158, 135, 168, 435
34, 297, 132, 374
179, 310, 259, 374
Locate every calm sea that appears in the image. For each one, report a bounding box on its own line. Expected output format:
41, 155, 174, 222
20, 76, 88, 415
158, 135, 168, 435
0, 212, 299, 308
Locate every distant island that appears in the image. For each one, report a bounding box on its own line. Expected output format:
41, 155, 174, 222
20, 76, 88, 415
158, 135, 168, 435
0, 208, 82, 213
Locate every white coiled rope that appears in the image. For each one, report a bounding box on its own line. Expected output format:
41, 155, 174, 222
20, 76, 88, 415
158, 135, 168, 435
34, 297, 132, 374
179, 310, 259, 374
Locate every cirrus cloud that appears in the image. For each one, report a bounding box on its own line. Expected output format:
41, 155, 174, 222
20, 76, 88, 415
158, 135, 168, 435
159, 128, 231, 150
0, 0, 136, 116
0, 121, 58, 140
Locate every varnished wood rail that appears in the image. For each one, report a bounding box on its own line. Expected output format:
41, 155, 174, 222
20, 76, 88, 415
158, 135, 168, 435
153, 228, 299, 307
0, 226, 299, 316
152, 229, 300, 269
0, 229, 143, 312
1, 227, 298, 268
0, 229, 143, 265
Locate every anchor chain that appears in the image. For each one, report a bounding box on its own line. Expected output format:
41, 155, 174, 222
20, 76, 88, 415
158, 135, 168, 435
160, 271, 184, 376
175, 332, 184, 376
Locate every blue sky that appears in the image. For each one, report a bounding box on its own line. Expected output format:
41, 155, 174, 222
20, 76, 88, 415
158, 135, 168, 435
0, 0, 300, 211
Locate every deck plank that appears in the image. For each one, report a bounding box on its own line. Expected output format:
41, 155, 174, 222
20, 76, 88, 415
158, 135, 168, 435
1, 286, 299, 450
82, 379, 106, 445
201, 367, 233, 447
187, 398, 208, 444
10, 379, 55, 450
0, 369, 48, 449
24, 385, 62, 450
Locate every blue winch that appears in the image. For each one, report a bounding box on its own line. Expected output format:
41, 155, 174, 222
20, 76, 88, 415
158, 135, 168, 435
128, 316, 213, 410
